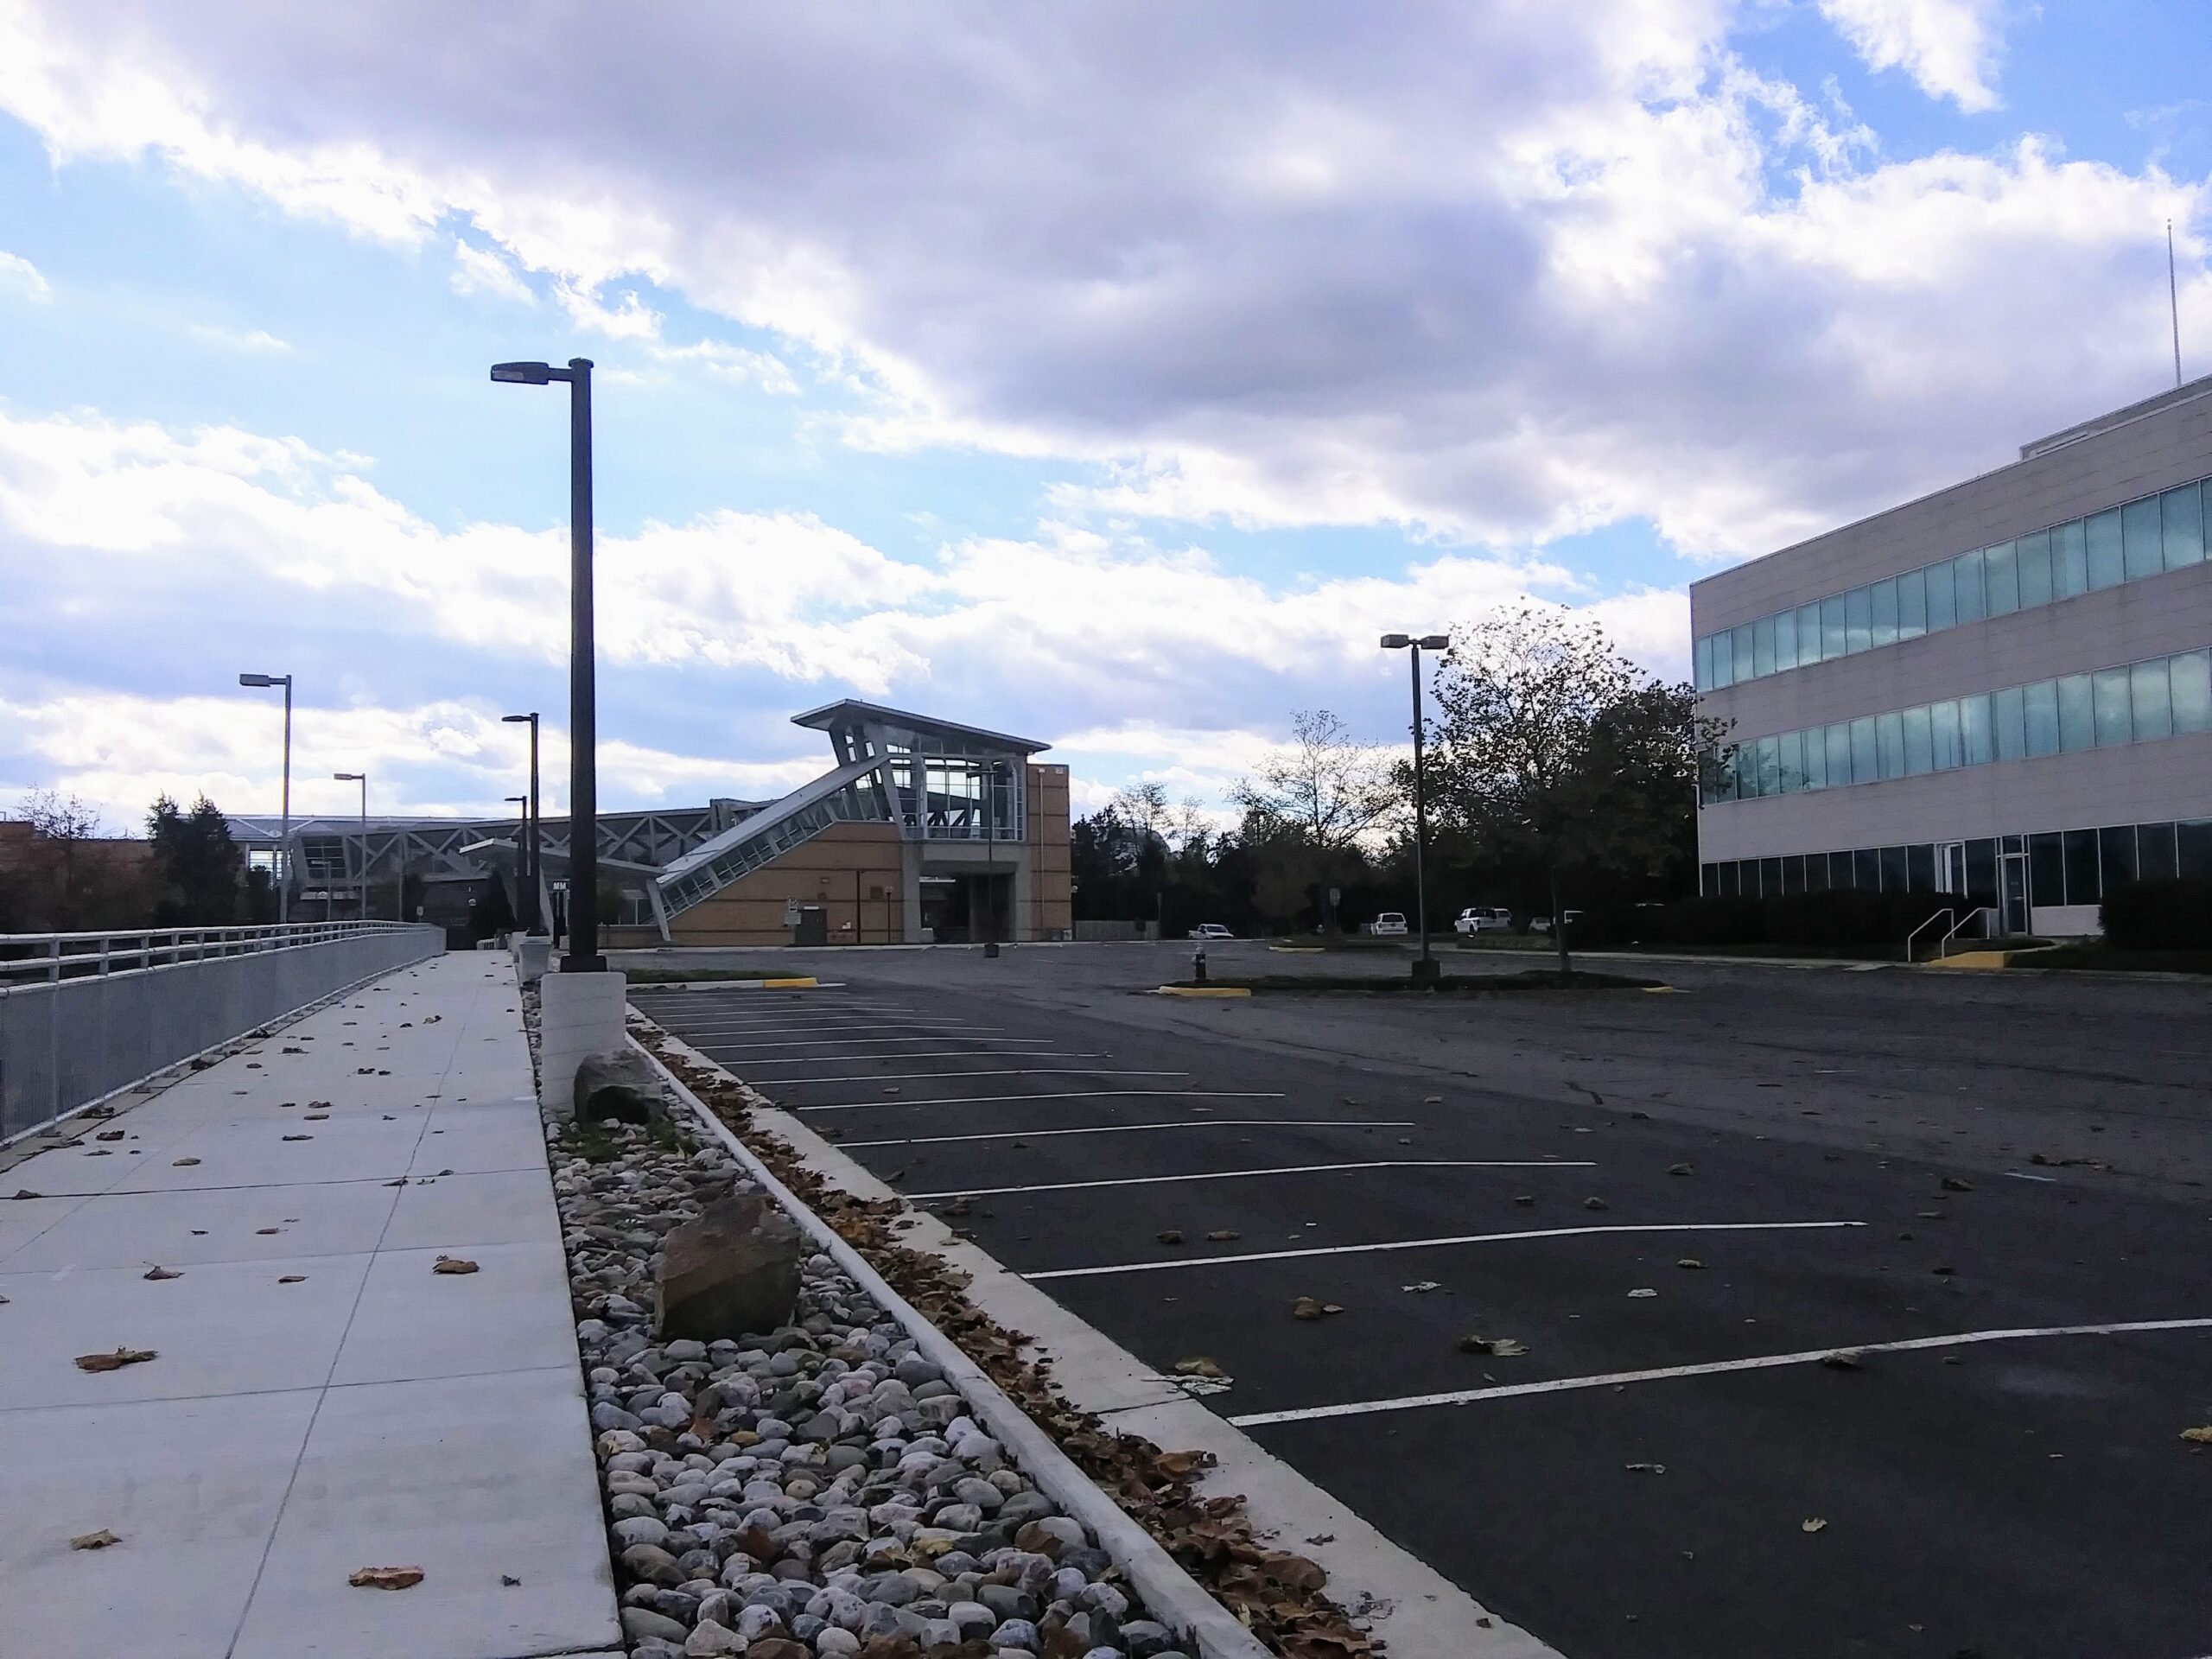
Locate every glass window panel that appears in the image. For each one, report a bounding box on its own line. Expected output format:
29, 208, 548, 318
2015, 529, 2052, 608
2028, 834, 2063, 907
1711, 626, 1732, 688
1732, 623, 1756, 680
1782, 855, 1805, 895
1716, 861, 1738, 897
1694, 634, 1713, 692
2100, 824, 2139, 893
2022, 679, 2059, 758
1849, 716, 1877, 782
1759, 856, 1783, 895
1983, 542, 2018, 615
1802, 722, 1828, 790
2086, 507, 2125, 589
1902, 705, 1933, 775
2138, 821, 2178, 881
1826, 722, 1853, 787
2122, 495, 2164, 580
1753, 616, 1777, 678
1925, 561, 1957, 630
2132, 658, 2174, 741
1954, 549, 1986, 621
1908, 842, 1936, 892
1870, 577, 1899, 646
2093, 666, 2133, 746
2164, 482, 2205, 569
1960, 693, 1993, 765
1756, 734, 1780, 797
1826, 850, 1851, 890
1879, 845, 1909, 892
1774, 607, 1798, 672
1700, 862, 1719, 895
2053, 518, 2088, 597
1797, 602, 1823, 665
1931, 699, 1962, 769
1846, 585, 1872, 653
1854, 847, 1881, 890
1804, 852, 1830, 892
1777, 729, 1803, 793
1896, 567, 1927, 639
2171, 650, 2212, 734
1821, 594, 1848, 659
1876, 711, 1904, 779
2063, 829, 2099, 905
2179, 820, 2212, 880
2056, 674, 2094, 752
1992, 684, 2027, 761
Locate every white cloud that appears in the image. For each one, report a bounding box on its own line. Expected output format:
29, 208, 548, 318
449, 237, 534, 304
1816, 0, 2005, 113
186, 321, 292, 353
554, 280, 661, 340
0, 249, 52, 302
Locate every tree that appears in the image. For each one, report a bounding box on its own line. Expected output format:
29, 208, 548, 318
14, 791, 103, 929
1111, 782, 1172, 931
1231, 710, 1395, 933
147, 794, 249, 925
1426, 605, 1713, 977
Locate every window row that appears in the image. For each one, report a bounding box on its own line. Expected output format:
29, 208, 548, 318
1699, 646, 2212, 804
1694, 474, 2211, 692
1701, 818, 2212, 910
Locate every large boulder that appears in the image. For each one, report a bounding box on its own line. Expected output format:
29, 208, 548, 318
574, 1048, 667, 1125
657, 1192, 804, 1342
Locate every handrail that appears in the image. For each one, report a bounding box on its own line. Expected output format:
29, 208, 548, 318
0, 921, 417, 984
1938, 906, 1995, 957
1904, 907, 1955, 964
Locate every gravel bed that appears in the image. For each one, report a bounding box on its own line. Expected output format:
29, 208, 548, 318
551, 1109, 1184, 1659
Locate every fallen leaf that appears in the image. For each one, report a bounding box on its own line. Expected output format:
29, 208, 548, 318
1667, 1162, 1694, 1176
1627, 1287, 1657, 1298
2180, 1426, 2212, 1445
500, 1573, 520, 1586
281, 1135, 313, 1142
432, 1256, 479, 1275
1205, 1229, 1241, 1242
95, 1129, 125, 1142
1422, 1095, 1441, 1103
256, 1228, 281, 1236
1401, 1281, 1441, 1294
348, 1566, 424, 1590
1156, 1229, 1185, 1245
74, 1347, 157, 1373
1292, 1297, 1328, 1320
142, 1266, 182, 1281
941, 1197, 973, 1217
1821, 1350, 1863, 1370
1801, 1518, 1827, 1534
1584, 1196, 1609, 1211
1931, 1264, 1956, 1276
1512, 1194, 1535, 1205
172, 1158, 200, 1167
1458, 1334, 1527, 1357
303, 1113, 329, 1121
1624, 1462, 1666, 1475
1676, 1257, 1706, 1269
278, 1275, 307, 1284
10, 1190, 41, 1200
1940, 1176, 1974, 1192
70, 1529, 121, 1550
1173, 1356, 1226, 1378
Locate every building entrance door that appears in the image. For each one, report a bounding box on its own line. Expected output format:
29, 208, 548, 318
1938, 842, 1967, 895
1999, 837, 2030, 937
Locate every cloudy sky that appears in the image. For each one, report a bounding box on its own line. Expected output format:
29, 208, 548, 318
2, 0, 2206, 832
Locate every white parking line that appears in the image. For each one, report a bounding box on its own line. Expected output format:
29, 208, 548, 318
671, 1021, 1000, 1037
842, 1118, 1419, 1147
908, 1159, 1595, 1199
761, 1068, 1191, 1085
1224, 1316, 2212, 1428
737, 1050, 1113, 1068
696, 1035, 1059, 1052
1022, 1220, 1868, 1281
797, 1089, 1287, 1113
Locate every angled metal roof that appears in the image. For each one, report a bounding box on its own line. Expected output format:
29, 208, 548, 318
790, 698, 1050, 754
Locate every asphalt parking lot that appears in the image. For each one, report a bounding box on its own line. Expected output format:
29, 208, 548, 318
628, 945, 2212, 1659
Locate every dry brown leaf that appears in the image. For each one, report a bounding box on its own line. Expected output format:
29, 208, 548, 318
1676, 1257, 1706, 1269
348, 1566, 424, 1590
1584, 1196, 1609, 1211
142, 1266, 183, 1281
171, 1158, 200, 1167
1156, 1229, 1185, 1245
1205, 1229, 1241, 1241
74, 1347, 157, 1373
1801, 1517, 1827, 1533
70, 1529, 120, 1550
1173, 1356, 1226, 1378
278, 1274, 306, 1284
2180, 1426, 2212, 1445
432, 1256, 479, 1275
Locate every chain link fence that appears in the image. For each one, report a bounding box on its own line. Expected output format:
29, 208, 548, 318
0, 922, 444, 1144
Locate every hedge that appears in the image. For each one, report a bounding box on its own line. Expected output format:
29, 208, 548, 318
2101, 879, 2212, 950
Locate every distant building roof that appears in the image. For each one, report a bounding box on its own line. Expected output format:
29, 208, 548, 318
790, 699, 1050, 755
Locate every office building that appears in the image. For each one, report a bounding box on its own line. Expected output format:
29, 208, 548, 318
1692, 376, 2212, 936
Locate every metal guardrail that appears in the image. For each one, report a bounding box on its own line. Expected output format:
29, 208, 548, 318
1904, 907, 1956, 963
0, 921, 444, 1145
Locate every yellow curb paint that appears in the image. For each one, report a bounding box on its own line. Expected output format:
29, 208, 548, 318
1156, 985, 1254, 998
1268, 945, 1325, 954
760, 976, 822, 988
1641, 985, 1689, 993
1928, 951, 2011, 970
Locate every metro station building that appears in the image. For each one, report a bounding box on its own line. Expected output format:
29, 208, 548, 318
232, 701, 1073, 948
1692, 377, 2212, 935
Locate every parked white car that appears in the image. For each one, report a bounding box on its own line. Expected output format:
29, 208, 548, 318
1367, 912, 1408, 937
1453, 906, 1515, 935
1527, 909, 1586, 934
1187, 922, 1236, 941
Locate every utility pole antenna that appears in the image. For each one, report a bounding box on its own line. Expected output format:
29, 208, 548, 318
2170, 219, 2183, 388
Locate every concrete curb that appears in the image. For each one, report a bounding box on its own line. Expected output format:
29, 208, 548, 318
627, 1034, 1277, 1659
1153, 985, 1252, 998
626, 976, 830, 992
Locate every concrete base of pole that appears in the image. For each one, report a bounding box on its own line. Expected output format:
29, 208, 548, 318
1410, 956, 1442, 985
512, 935, 553, 987
537, 968, 626, 1119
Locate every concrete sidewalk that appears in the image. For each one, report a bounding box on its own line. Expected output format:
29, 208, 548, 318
0, 952, 620, 1659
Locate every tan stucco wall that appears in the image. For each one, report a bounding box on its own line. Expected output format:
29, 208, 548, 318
671, 821, 907, 947
1027, 763, 1072, 938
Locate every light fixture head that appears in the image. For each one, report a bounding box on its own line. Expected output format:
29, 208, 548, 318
500, 712, 537, 724
1418, 633, 1451, 650
238, 671, 283, 688
333, 772, 364, 781
490, 361, 552, 385
1379, 633, 1411, 650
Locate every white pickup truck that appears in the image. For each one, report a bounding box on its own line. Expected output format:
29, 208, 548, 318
1453, 906, 1514, 935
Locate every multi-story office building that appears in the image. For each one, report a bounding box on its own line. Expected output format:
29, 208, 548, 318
1691, 375, 2212, 937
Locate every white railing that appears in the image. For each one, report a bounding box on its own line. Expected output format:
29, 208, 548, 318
0, 921, 419, 984
1904, 907, 1955, 963
1939, 906, 1997, 957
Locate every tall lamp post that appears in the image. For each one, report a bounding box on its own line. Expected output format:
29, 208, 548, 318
491, 358, 602, 973
505, 794, 531, 931
238, 671, 294, 925
1380, 633, 1451, 984
982, 760, 1009, 959
501, 711, 542, 934
334, 771, 367, 922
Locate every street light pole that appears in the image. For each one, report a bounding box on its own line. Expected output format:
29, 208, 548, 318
982, 760, 1007, 958
238, 672, 293, 925
1381, 632, 1451, 984
492, 359, 602, 972
334, 772, 366, 922
505, 794, 531, 931
502, 712, 542, 934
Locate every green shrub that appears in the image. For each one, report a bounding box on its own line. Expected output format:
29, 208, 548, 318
1660, 890, 1949, 948
2101, 879, 2212, 950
